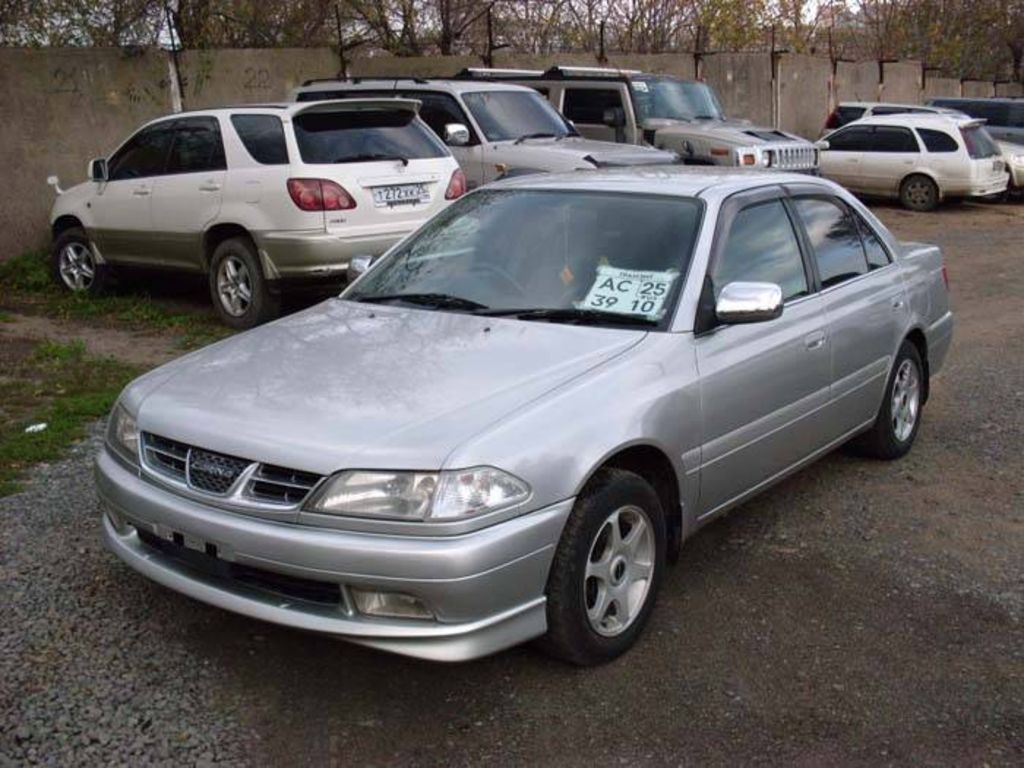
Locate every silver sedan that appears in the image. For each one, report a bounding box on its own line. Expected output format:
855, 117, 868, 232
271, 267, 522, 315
97, 168, 953, 665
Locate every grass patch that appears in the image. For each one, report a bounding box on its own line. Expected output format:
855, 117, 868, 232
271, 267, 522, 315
0, 250, 230, 349
0, 338, 139, 496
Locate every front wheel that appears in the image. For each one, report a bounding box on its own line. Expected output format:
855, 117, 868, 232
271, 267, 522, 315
208, 237, 279, 329
851, 341, 925, 460
51, 227, 109, 295
539, 469, 666, 666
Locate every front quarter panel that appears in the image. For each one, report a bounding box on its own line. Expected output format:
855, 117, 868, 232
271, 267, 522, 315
443, 332, 701, 533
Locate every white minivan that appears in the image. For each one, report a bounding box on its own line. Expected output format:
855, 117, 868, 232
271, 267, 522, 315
48, 99, 465, 327
819, 114, 1008, 211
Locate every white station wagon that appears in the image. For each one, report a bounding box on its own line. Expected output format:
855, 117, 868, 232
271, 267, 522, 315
48, 99, 465, 327
819, 114, 1008, 211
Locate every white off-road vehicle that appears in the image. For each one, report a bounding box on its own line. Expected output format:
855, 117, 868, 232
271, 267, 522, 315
47, 99, 464, 327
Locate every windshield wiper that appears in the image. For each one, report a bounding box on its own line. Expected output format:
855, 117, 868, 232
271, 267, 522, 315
514, 132, 557, 144
333, 153, 409, 166
355, 292, 488, 311
479, 307, 658, 327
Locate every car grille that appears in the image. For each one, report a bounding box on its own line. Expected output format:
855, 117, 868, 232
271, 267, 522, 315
767, 144, 818, 170
141, 432, 322, 506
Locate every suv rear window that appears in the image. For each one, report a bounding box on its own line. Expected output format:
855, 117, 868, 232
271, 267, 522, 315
292, 109, 447, 164
231, 115, 288, 164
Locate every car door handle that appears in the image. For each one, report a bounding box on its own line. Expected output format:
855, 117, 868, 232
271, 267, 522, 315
805, 330, 826, 350
132, 187, 150, 196
198, 182, 221, 192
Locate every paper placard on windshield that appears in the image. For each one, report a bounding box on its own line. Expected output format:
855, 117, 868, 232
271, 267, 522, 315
577, 266, 679, 320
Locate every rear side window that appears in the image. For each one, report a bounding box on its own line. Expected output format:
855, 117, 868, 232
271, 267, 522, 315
292, 109, 448, 164
837, 106, 866, 125
563, 88, 625, 124
108, 123, 174, 180
855, 216, 891, 270
917, 128, 959, 153
792, 198, 868, 288
827, 126, 872, 151
960, 125, 1000, 158
166, 117, 226, 174
231, 115, 288, 164
713, 200, 809, 302
868, 126, 919, 153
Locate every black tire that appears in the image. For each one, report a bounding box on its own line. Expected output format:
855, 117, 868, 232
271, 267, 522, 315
208, 236, 279, 329
51, 227, 109, 295
899, 174, 939, 212
850, 341, 925, 460
539, 468, 667, 666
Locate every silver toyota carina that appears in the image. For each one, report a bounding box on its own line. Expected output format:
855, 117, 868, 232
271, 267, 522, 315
97, 168, 954, 665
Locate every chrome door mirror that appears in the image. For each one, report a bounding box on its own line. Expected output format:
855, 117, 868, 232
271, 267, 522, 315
89, 158, 108, 182
443, 123, 471, 147
715, 282, 784, 325
347, 254, 374, 284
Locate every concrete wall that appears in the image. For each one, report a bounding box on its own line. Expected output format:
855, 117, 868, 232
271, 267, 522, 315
703, 52, 773, 127
962, 80, 995, 98
924, 76, 961, 100
0, 47, 171, 256
881, 61, 921, 103
2, 45, 1021, 260
777, 53, 832, 138
180, 47, 340, 107
995, 81, 1024, 97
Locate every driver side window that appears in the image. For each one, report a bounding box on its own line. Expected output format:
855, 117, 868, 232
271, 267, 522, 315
712, 200, 809, 302
108, 123, 174, 181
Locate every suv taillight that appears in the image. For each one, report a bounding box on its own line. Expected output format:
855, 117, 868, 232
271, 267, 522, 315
824, 110, 840, 130
445, 169, 467, 200
287, 178, 356, 211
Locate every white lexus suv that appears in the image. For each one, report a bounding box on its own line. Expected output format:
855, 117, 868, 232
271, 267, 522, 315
47, 99, 465, 327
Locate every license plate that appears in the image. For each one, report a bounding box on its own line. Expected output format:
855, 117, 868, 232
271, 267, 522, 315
372, 183, 429, 207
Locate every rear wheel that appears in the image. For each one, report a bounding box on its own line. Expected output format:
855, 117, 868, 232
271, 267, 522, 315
208, 237, 279, 329
51, 227, 109, 295
899, 175, 939, 212
851, 341, 924, 459
539, 469, 666, 666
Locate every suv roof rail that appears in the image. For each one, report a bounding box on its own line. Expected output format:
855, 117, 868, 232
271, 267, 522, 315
453, 67, 545, 79
540, 65, 643, 79
300, 76, 431, 87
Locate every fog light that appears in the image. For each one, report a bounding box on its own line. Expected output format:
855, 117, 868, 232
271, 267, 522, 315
350, 588, 433, 620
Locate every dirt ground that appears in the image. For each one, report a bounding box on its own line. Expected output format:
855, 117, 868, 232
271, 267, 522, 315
1, 200, 1021, 766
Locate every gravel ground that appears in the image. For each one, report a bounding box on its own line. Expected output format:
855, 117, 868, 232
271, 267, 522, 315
1, 202, 1022, 766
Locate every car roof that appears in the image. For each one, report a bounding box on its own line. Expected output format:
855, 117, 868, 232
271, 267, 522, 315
843, 113, 981, 128
135, 99, 424, 128
294, 79, 540, 95
839, 101, 945, 110
485, 166, 841, 202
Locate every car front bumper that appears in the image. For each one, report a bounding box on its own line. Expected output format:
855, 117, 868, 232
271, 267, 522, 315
253, 228, 414, 281
96, 448, 572, 662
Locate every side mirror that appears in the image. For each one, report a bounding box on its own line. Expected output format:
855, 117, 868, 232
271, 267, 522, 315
814, 139, 830, 151
89, 158, 108, 182
443, 123, 470, 147
347, 254, 374, 284
715, 282, 783, 325
602, 107, 626, 129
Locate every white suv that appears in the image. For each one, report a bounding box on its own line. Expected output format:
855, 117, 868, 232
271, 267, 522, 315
48, 99, 464, 327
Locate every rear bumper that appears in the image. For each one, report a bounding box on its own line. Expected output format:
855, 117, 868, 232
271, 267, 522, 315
253, 228, 414, 280
926, 310, 954, 377
96, 448, 572, 661
957, 174, 1009, 198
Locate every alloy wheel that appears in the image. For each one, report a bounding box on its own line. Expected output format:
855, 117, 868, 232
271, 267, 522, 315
216, 255, 253, 317
58, 242, 96, 291
891, 359, 920, 442
584, 505, 655, 637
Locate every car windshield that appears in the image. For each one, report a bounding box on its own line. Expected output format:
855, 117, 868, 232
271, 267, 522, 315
630, 76, 724, 122
292, 109, 447, 164
960, 125, 1000, 159
462, 90, 575, 142
345, 189, 703, 328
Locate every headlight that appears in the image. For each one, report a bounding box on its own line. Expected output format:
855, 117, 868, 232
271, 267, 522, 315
305, 466, 530, 521
106, 403, 139, 464
1011, 154, 1024, 166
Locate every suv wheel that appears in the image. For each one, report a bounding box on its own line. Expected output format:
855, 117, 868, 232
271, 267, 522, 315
52, 227, 109, 295
540, 468, 666, 666
209, 237, 279, 329
899, 175, 939, 212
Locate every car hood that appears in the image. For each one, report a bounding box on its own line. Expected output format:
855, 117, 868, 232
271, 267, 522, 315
506, 136, 677, 166
651, 119, 808, 145
130, 300, 646, 475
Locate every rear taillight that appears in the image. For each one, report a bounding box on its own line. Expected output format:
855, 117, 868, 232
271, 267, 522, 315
941, 265, 949, 290
445, 169, 467, 200
287, 178, 356, 211
824, 110, 840, 130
